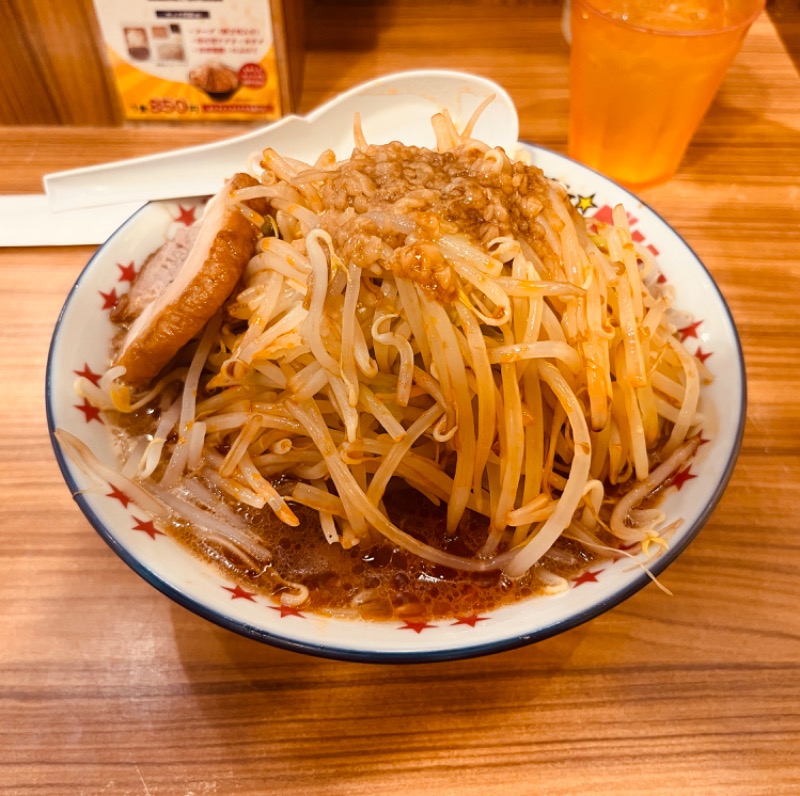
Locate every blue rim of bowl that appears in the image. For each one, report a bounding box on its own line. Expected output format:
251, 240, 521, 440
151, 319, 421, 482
45, 143, 747, 664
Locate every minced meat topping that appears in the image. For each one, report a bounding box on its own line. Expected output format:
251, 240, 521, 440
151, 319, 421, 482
311, 141, 559, 301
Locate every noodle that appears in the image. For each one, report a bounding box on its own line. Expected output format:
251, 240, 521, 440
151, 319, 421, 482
72, 110, 710, 615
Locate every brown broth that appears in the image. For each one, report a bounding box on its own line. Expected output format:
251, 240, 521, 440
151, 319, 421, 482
168, 480, 599, 622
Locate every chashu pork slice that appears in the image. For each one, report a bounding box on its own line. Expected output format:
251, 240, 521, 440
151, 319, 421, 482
115, 173, 266, 386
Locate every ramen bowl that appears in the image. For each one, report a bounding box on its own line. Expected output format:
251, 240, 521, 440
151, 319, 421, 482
46, 143, 745, 663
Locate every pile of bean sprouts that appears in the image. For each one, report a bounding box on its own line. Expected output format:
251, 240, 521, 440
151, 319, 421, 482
66, 107, 708, 600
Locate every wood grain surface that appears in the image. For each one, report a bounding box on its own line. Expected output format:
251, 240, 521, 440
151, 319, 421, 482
1, 3, 800, 794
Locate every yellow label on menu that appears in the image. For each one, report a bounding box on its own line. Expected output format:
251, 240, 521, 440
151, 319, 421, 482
93, 0, 283, 121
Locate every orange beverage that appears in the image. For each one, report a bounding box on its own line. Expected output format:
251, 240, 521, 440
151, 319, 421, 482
568, 0, 764, 189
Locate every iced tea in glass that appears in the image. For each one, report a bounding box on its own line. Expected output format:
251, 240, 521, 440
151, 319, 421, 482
567, 0, 765, 189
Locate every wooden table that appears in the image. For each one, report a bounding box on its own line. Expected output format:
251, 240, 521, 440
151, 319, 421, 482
2, 4, 800, 793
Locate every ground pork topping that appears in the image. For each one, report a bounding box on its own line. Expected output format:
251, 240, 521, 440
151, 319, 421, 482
310, 141, 556, 300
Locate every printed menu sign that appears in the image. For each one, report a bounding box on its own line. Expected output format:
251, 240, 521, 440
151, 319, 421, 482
93, 0, 284, 121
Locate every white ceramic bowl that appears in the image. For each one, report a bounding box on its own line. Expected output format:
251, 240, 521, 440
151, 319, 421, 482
46, 142, 745, 662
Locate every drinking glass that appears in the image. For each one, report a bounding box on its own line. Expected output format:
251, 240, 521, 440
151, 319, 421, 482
567, 0, 765, 189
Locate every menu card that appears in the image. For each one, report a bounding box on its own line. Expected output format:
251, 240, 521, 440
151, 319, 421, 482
92, 0, 296, 121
